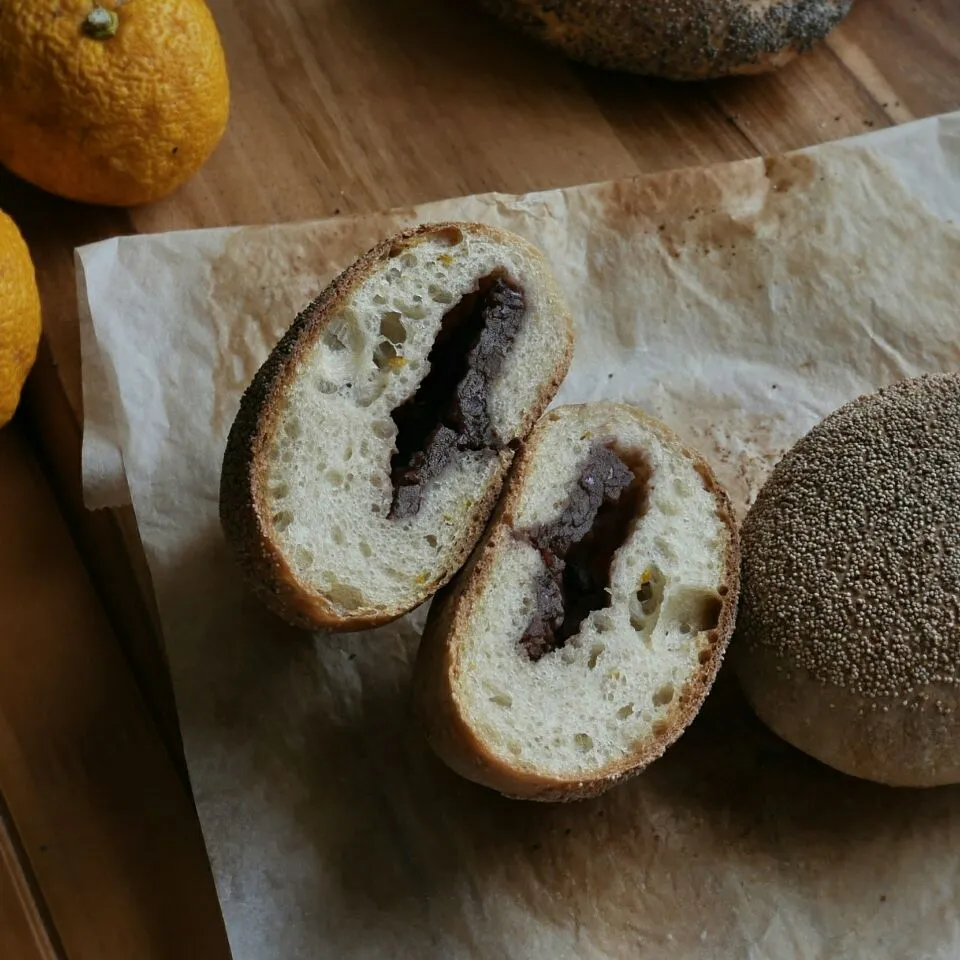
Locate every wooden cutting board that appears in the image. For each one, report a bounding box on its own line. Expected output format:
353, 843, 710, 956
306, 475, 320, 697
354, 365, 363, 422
0, 422, 230, 959
1, 1, 959, 955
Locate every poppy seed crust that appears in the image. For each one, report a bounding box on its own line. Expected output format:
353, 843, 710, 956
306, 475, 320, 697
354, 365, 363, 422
738, 374, 960, 709
476, 0, 852, 80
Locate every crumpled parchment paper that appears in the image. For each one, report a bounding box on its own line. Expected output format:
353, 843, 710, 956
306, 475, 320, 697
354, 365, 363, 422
78, 113, 960, 960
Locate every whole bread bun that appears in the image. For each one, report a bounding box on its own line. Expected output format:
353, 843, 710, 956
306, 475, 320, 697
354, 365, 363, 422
414, 402, 740, 801
477, 0, 853, 80
734, 374, 960, 787
220, 223, 574, 631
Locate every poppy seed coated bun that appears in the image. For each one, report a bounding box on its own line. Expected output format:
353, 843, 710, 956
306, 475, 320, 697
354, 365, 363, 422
476, 0, 854, 80
734, 374, 960, 787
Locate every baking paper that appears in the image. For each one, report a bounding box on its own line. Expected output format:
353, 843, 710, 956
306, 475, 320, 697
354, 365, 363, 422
78, 113, 960, 959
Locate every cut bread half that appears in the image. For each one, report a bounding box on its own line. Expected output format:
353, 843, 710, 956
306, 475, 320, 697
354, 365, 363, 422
413, 402, 740, 800
220, 222, 574, 630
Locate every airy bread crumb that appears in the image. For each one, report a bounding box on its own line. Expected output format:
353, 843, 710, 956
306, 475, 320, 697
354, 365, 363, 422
414, 402, 740, 801
220, 223, 574, 630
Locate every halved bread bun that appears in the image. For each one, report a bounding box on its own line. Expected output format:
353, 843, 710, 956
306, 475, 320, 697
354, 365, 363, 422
220, 223, 574, 631
477, 0, 853, 80
413, 402, 740, 800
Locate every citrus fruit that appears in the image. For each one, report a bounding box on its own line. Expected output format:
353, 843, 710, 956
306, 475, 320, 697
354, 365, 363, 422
0, 0, 230, 206
0, 212, 42, 427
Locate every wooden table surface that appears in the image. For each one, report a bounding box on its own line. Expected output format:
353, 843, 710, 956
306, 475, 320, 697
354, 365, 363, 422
2, 0, 960, 956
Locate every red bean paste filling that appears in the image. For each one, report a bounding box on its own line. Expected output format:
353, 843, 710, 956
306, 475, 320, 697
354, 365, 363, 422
517, 443, 651, 662
388, 272, 526, 520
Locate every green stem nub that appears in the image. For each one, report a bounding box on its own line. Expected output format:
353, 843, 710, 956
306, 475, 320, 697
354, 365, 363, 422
83, 7, 119, 39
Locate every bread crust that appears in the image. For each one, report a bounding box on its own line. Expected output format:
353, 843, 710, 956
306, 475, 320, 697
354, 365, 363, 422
736, 650, 960, 787
413, 402, 741, 801
732, 374, 960, 787
477, 0, 853, 80
219, 222, 574, 632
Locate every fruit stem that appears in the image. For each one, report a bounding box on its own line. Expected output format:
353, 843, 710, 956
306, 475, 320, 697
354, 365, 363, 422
83, 6, 119, 39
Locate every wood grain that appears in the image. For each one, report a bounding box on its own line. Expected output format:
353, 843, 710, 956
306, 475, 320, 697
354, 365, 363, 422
24, 345, 181, 771
0, 423, 230, 959
0, 798, 61, 960
1, 0, 960, 954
